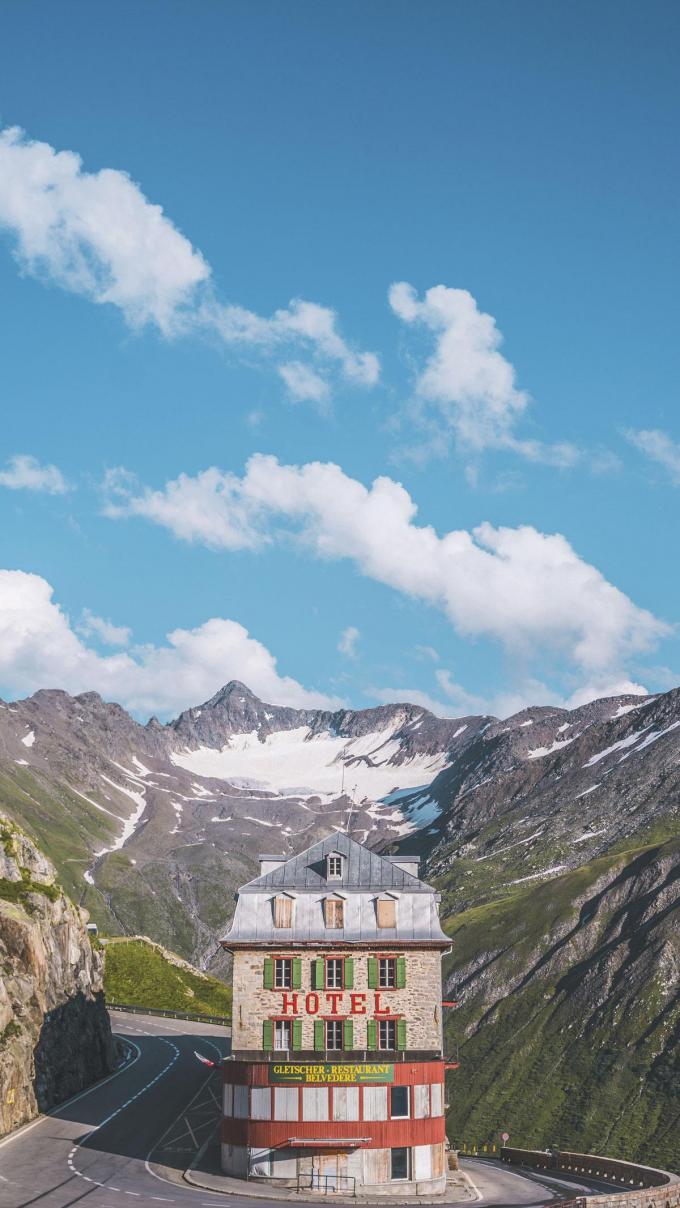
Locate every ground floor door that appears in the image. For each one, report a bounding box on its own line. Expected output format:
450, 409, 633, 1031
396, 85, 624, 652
312, 1151, 349, 1193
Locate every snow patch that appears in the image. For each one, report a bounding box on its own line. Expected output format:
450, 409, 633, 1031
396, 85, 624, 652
575, 783, 601, 799
171, 724, 449, 801
509, 865, 567, 884
21, 730, 35, 747
526, 738, 574, 760
584, 729, 651, 766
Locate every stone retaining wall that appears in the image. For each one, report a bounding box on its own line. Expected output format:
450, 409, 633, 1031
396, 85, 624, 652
500, 1147, 680, 1208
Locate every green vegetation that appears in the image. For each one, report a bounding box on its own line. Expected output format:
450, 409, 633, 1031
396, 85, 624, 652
0, 873, 60, 906
103, 937, 232, 1018
440, 837, 680, 1170
0, 1020, 22, 1049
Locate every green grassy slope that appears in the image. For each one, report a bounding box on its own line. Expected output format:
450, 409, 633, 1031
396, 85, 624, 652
441, 838, 680, 1169
103, 937, 232, 1017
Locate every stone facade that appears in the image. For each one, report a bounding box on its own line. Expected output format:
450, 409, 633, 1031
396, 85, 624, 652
231, 948, 444, 1053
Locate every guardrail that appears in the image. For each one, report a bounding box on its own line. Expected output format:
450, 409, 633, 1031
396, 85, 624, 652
106, 1000, 231, 1026
500, 1147, 680, 1208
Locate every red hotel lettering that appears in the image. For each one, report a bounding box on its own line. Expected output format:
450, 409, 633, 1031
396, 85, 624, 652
374, 992, 390, 1016
305, 992, 320, 1014
281, 993, 299, 1015
350, 992, 367, 1015
325, 992, 342, 1014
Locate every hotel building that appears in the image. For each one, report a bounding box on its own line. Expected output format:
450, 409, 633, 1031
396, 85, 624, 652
220, 832, 451, 1195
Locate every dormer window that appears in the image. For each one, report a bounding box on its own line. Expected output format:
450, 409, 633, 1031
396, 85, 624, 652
327, 853, 343, 881
376, 895, 397, 929
272, 894, 294, 928
323, 896, 345, 929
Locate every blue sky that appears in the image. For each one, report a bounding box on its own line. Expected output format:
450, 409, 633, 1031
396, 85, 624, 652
0, 0, 678, 719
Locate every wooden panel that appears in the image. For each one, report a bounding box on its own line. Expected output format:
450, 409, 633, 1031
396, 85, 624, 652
414, 1144, 433, 1180
414, 1084, 431, 1118
221, 1115, 446, 1147
363, 1085, 388, 1121
302, 1086, 329, 1121
274, 1087, 298, 1121
223, 1083, 233, 1116
363, 1147, 390, 1184
251, 1087, 271, 1120
431, 1142, 445, 1179
430, 1083, 443, 1116
233, 1084, 248, 1119
332, 1086, 360, 1122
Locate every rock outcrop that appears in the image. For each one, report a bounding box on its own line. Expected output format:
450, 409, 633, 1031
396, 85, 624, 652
0, 812, 115, 1136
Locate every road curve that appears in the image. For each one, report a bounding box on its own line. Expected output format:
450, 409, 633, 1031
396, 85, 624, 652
0, 1012, 609, 1208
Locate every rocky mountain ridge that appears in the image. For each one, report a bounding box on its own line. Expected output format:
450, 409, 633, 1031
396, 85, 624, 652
0, 680, 679, 972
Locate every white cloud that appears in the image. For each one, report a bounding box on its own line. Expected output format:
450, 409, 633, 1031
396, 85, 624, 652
626, 428, 680, 484
278, 361, 330, 404
0, 127, 378, 395
338, 626, 360, 658
106, 454, 669, 696
78, 608, 131, 648
369, 686, 459, 718
0, 454, 69, 494
389, 281, 579, 465
0, 570, 339, 718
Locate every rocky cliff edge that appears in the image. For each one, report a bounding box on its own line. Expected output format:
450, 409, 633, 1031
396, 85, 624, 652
0, 811, 115, 1136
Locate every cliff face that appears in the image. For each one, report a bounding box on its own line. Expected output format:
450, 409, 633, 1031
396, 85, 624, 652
0, 812, 115, 1136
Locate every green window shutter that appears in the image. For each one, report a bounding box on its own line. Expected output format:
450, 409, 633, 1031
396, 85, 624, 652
263, 957, 274, 990
396, 956, 406, 989
366, 1019, 377, 1049
314, 958, 325, 990
343, 1018, 353, 1051
367, 957, 378, 989
314, 1019, 325, 1051
397, 1019, 407, 1050
344, 958, 354, 989
263, 1019, 274, 1050
292, 1019, 303, 1051
292, 957, 302, 989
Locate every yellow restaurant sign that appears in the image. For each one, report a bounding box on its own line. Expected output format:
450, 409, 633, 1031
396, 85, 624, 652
270, 1062, 395, 1084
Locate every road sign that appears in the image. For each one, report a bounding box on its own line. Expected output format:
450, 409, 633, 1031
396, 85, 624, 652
501, 1132, 510, 1143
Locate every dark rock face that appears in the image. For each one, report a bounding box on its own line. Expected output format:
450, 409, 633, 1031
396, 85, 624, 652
0, 812, 115, 1136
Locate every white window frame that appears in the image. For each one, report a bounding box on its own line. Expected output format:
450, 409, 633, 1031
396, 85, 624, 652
274, 1020, 292, 1051
274, 958, 292, 989
379, 957, 396, 988
390, 1084, 410, 1119
326, 957, 343, 988
327, 854, 343, 880
326, 1020, 343, 1050
378, 1019, 396, 1050
390, 1147, 410, 1181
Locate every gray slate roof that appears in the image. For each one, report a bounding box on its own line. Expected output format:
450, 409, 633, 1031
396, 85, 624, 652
240, 832, 433, 894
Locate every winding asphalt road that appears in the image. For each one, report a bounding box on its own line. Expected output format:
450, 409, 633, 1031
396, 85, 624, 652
0, 1012, 610, 1208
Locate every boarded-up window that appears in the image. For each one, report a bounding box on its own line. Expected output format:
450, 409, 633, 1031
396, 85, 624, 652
273, 895, 293, 928
364, 1148, 390, 1185
223, 1083, 233, 1116
274, 1087, 299, 1121
332, 1086, 359, 1121
414, 1144, 432, 1180
302, 1086, 329, 1121
251, 1087, 271, 1120
431, 1143, 445, 1179
233, 1084, 249, 1119
430, 1083, 443, 1116
376, 897, 396, 928
363, 1085, 388, 1121
414, 1084, 431, 1119
324, 897, 344, 928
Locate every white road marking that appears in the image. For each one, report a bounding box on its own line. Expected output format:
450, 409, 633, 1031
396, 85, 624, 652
0, 1038, 141, 1150
68, 1030, 180, 1196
